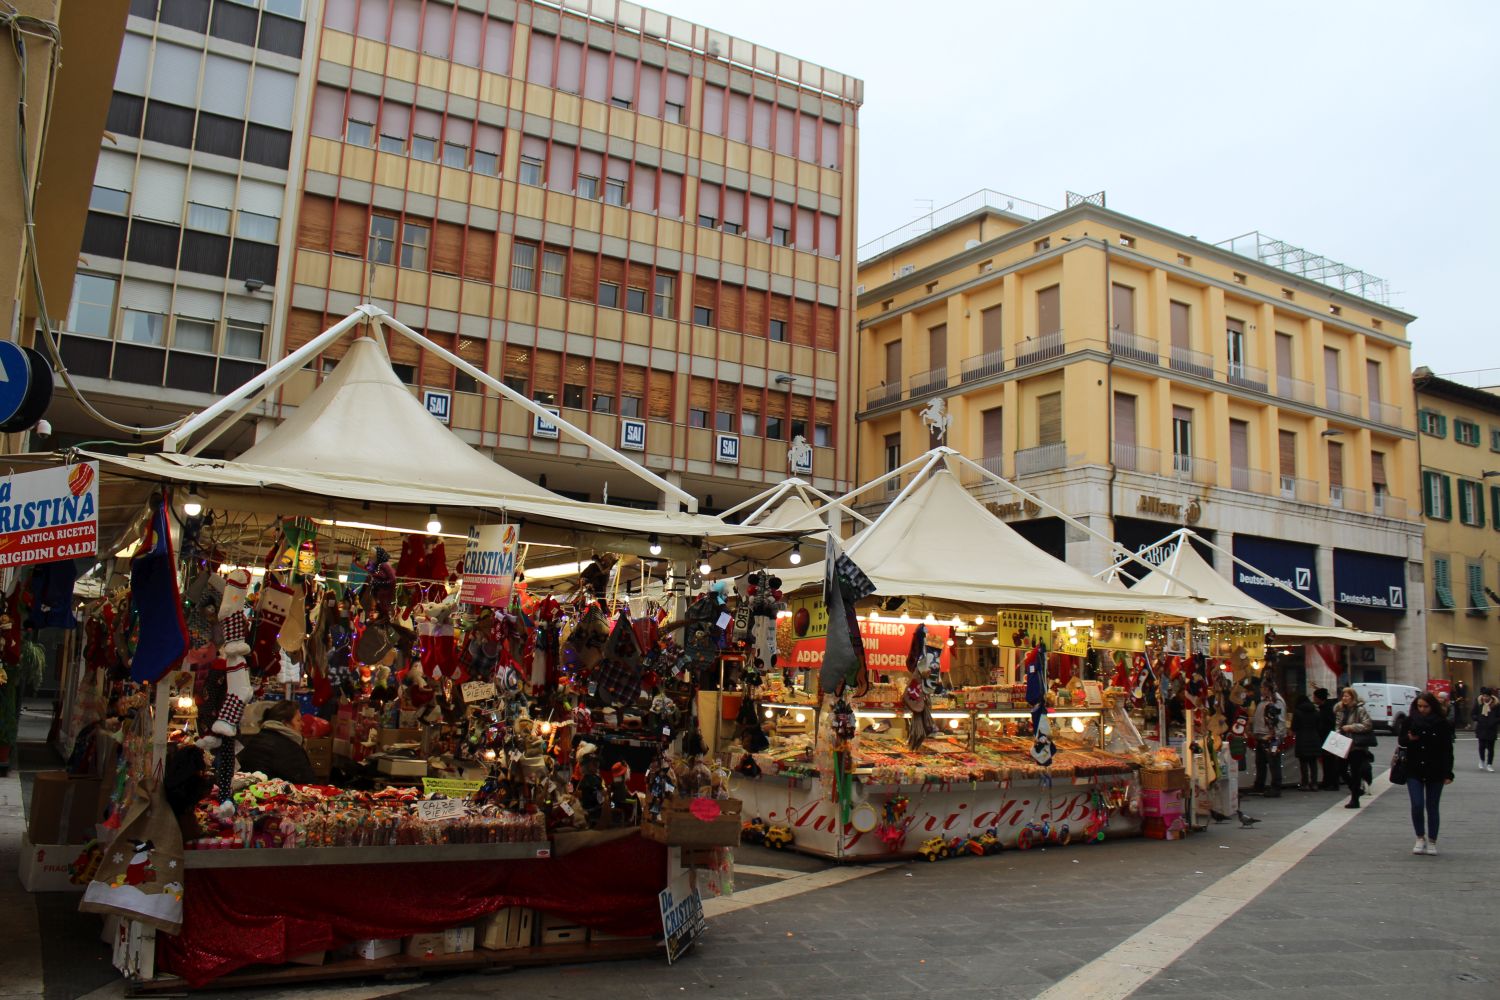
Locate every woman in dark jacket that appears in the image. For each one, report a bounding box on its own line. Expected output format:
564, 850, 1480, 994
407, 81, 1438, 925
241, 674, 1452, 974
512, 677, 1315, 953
236, 701, 316, 784
1398, 691, 1455, 856
1290, 695, 1324, 791
1473, 688, 1498, 771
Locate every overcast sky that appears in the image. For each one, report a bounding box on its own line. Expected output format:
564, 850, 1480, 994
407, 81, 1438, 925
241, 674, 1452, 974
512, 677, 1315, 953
648, 0, 1499, 378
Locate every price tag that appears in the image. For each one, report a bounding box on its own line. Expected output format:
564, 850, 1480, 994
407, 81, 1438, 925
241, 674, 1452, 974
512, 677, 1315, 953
462, 681, 497, 703
716, 611, 732, 631
413, 798, 468, 821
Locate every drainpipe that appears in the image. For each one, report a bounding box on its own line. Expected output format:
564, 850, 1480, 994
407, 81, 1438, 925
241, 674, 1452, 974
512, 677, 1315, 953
1104, 238, 1117, 539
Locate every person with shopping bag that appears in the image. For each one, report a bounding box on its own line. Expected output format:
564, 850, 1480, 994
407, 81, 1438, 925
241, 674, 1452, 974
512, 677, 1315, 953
1332, 687, 1375, 809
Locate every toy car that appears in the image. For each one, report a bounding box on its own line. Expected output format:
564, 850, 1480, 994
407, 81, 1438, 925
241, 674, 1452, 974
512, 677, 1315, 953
762, 825, 794, 850
973, 832, 1002, 856
740, 817, 768, 845
918, 835, 950, 862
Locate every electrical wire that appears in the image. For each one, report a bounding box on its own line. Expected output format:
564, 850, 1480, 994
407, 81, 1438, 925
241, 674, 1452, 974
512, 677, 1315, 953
3, 5, 186, 441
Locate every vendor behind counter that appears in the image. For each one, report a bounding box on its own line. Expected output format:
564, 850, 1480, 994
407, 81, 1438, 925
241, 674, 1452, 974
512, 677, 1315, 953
237, 701, 315, 784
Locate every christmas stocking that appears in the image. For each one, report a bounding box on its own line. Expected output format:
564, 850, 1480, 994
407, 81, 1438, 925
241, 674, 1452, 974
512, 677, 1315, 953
251, 577, 294, 674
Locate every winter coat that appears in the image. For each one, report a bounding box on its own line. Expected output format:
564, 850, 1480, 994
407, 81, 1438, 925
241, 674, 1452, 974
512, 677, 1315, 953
236, 728, 315, 784
1317, 700, 1337, 738
1251, 694, 1287, 739
1332, 701, 1372, 736
1474, 697, 1500, 741
1291, 701, 1324, 760
1398, 714, 1455, 784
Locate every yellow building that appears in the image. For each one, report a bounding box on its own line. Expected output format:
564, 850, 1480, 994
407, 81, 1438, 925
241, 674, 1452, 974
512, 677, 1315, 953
1412, 369, 1500, 693
855, 192, 1425, 687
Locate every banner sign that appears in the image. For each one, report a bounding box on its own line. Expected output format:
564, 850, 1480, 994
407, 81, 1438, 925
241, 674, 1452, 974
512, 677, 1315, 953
788, 594, 828, 641
1332, 549, 1406, 615
1232, 535, 1320, 609
998, 608, 1051, 649
1093, 612, 1147, 652
421, 777, 484, 797
1051, 626, 1089, 657
413, 798, 468, 821
459, 524, 519, 608
659, 873, 707, 964
789, 620, 952, 674
1207, 621, 1265, 662
0, 462, 98, 569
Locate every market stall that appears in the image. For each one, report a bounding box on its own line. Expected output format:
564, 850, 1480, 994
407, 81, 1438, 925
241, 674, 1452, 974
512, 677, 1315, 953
725, 449, 1206, 860
28, 306, 806, 990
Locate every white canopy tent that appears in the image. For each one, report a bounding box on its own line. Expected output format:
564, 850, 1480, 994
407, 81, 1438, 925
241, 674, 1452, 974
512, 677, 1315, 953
1121, 531, 1395, 649
77, 306, 810, 554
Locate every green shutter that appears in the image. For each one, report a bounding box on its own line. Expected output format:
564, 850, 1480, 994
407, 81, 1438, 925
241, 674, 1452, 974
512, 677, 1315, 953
1434, 558, 1454, 609
1469, 562, 1489, 614
1459, 484, 1470, 524
1491, 485, 1500, 529
1439, 414, 1449, 437
1423, 471, 1437, 517
1479, 483, 1487, 527
1442, 475, 1453, 520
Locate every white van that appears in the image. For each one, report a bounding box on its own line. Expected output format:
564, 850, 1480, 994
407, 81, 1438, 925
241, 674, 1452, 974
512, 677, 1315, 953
1352, 683, 1423, 731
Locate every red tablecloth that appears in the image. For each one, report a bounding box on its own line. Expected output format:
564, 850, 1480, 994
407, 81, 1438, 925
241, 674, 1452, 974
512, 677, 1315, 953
159, 834, 666, 987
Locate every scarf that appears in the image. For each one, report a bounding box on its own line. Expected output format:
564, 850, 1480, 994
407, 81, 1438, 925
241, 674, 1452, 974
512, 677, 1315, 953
261, 720, 304, 746
1480, 697, 1495, 717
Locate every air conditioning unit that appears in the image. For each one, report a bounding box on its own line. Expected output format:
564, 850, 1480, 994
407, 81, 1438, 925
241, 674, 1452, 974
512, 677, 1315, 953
897, 264, 916, 277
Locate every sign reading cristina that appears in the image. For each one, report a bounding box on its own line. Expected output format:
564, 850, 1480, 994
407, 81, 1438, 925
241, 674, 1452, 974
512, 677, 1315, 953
0, 463, 99, 568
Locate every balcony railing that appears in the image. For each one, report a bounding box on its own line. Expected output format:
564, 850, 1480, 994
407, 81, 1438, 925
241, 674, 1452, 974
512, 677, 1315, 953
1229, 466, 1273, 494
1372, 491, 1408, 519
1169, 345, 1215, 380
1110, 330, 1160, 365
1276, 374, 1315, 404
1014, 330, 1065, 368
1016, 441, 1068, 476
1170, 452, 1217, 485
1112, 442, 1160, 473
963, 454, 1007, 484
1326, 386, 1363, 416
866, 382, 903, 408
960, 350, 1005, 383
1278, 475, 1322, 504
908, 365, 949, 398
1328, 485, 1367, 512
1369, 400, 1403, 427
1225, 362, 1269, 394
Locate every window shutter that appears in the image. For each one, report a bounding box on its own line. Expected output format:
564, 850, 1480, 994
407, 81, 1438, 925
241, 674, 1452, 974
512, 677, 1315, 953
332, 201, 367, 255
1037, 285, 1060, 335
1170, 301, 1189, 350
792, 298, 815, 347
1459, 483, 1470, 524
594, 360, 618, 395
982, 407, 1003, 459
721, 283, 743, 332
716, 382, 737, 416
768, 293, 790, 324
1469, 562, 1488, 612
431, 221, 464, 275
1110, 283, 1134, 334
1493, 485, 1500, 529
1279, 430, 1297, 479
564, 354, 589, 389
693, 277, 717, 312
286, 308, 324, 354
743, 289, 766, 336
649, 369, 673, 420
981, 306, 1002, 356
1366, 359, 1382, 403
533, 349, 560, 394
1323, 347, 1340, 392
463, 231, 494, 282
1370, 451, 1387, 486
765, 391, 786, 420
790, 394, 811, 422
1275, 332, 1293, 377
296, 194, 333, 250
1038, 392, 1062, 445
599, 256, 625, 287
689, 376, 711, 412
815, 304, 836, 351
1113, 393, 1136, 449
1442, 474, 1453, 520
884, 340, 902, 386
1478, 483, 1487, 528
621, 364, 646, 398
814, 399, 834, 427
1327, 442, 1343, 487
928, 323, 947, 369
626, 261, 652, 291
741, 388, 761, 414
1434, 558, 1454, 609
569, 251, 597, 300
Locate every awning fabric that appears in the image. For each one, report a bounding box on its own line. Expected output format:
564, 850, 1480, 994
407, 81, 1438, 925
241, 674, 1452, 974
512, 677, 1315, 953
1441, 643, 1488, 662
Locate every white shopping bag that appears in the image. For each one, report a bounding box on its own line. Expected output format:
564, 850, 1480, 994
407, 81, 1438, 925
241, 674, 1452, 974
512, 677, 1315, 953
1322, 731, 1353, 759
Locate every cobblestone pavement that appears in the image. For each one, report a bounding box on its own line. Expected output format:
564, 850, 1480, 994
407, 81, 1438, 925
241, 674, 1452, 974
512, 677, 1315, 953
9, 716, 1494, 1000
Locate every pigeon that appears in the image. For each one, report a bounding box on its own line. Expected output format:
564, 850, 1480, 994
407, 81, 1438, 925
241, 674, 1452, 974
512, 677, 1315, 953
1236, 810, 1261, 828
1209, 809, 1231, 824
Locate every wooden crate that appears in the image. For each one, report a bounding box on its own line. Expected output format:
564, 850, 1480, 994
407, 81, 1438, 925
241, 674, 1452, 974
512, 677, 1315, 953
641, 798, 742, 847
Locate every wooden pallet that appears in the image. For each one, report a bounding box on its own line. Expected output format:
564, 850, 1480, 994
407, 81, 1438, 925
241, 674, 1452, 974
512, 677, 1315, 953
127, 938, 663, 995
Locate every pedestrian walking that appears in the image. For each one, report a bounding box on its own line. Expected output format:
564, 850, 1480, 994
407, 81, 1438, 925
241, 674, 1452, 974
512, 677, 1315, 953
1314, 687, 1341, 790
1473, 687, 1497, 772
1291, 694, 1323, 790
1332, 686, 1374, 808
1250, 678, 1286, 797
1398, 691, 1455, 856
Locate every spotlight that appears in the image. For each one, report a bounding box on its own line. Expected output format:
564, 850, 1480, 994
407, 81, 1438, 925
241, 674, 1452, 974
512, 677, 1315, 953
789, 543, 802, 565
648, 533, 662, 556
426, 506, 442, 533
183, 485, 203, 518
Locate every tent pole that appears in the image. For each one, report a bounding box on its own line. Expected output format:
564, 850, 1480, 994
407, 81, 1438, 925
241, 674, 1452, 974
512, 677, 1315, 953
1185, 530, 1356, 627
845, 451, 946, 557
182, 374, 289, 458
373, 311, 699, 515
830, 448, 950, 508
1092, 527, 1189, 577
724, 481, 794, 525
162, 306, 378, 453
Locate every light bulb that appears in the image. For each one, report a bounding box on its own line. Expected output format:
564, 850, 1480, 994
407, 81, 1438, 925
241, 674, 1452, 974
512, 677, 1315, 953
765, 708, 774, 719
648, 533, 661, 556
925, 613, 936, 624
900, 611, 911, 622
946, 639, 954, 647
1071, 716, 1086, 733
698, 553, 712, 575
795, 712, 807, 723
175, 694, 194, 711
482, 748, 498, 762
426, 506, 442, 533
539, 721, 553, 735
338, 573, 348, 584
991, 638, 1000, 646
868, 610, 880, 621
1104, 725, 1114, 735
789, 543, 802, 565
948, 719, 960, 730
183, 499, 202, 517
1196, 616, 1209, 624
965, 637, 973, 646
974, 616, 985, 626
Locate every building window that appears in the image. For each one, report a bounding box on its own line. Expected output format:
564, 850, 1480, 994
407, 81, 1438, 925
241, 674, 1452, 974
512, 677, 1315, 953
771, 225, 790, 247
625, 286, 647, 314
400, 222, 429, 270
1033, 238, 1051, 252
1171, 406, 1193, 472
67, 274, 116, 337
1492, 485, 1500, 529
173, 317, 216, 353
884, 433, 901, 492
1423, 470, 1451, 520
510, 242, 537, 291
689, 407, 708, 428
187, 202, 232, 234
1455, 419, 1481, 446
740, 409, 758, 436
620, 394, 642, 418
225, 319, 265, 359
598, 281, 620, 308
90, 186, 128, 215
443, 142, 469, 168
1468, 561, 1490, 615
604, 178, 626, 206
815, 422, 832, 448
346, 118, 374, 146
540, 250, 566, 297
652, 275, 674, 318
412, 135, 438, 162
664, 101, 684, 124
715, 408, 733, 432
693, 305, 713, 326
236, 210, 279, 243
1491, 428, 1500, 452
368, 215, 397, 264
698, 213, 718, 229
473, 150, 499, 176
1459, 479, 1485, 527
503, 374, 528, 397
592, 393, 614, 414
577, 175, 598, 200
563, 383, 585, 409
520, 155, 544, 186
121, 309, 165, 346
765, 415, 783, 441
723, 221, 740, 236
1433, 557, 1454, 610
379, 131, 405, 154
1417, 409, 1446, 437
768, 318, 787, 343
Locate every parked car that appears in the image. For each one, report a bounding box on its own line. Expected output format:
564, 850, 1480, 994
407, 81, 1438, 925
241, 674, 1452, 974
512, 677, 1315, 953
1351, 683, 1422, 731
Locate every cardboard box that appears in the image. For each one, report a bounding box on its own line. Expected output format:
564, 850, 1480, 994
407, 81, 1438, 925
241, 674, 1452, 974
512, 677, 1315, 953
378, 727, 421, 749
641, 797, 743, 847
304, 737, 333, 778
1140, 789, 1184, 818
479, 907, 535, 950
375, 755, 428, 778
443, 926, 475, 955
1139, 767, 1188, 792
332, 738, 352, 759
287, 951, 326, 966
405, 932, 446, 959
27, 772, 103, 845
346, 938, 401, 961
17, 836, 88, 892
538, 912, 587, 946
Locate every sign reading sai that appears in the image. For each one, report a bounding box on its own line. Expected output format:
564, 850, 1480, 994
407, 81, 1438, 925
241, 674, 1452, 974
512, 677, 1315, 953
459, 524, 519, 608
659, 873, 707, 964
0, 463, 99, 569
